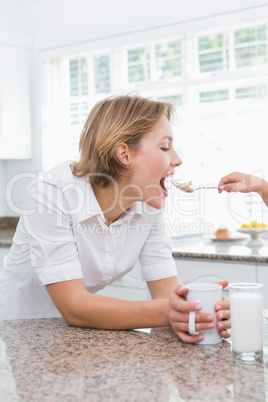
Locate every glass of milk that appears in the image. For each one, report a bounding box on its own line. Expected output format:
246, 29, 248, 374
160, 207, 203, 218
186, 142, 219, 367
230, 283, 263, 361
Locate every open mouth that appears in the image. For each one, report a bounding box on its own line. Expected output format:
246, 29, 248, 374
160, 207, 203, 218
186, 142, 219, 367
160, 177, 168, 197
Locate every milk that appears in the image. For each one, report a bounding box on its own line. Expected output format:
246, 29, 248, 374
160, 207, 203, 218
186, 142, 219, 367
230, 293, 263, 353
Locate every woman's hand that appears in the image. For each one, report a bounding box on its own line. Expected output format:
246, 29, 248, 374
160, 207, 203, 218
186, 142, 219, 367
214, 280, 231, 339
218, 171, 268, 208
167, 280, 231, 343
218, 172, 263, 194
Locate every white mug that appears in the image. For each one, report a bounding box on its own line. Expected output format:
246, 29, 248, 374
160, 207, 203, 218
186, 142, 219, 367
186, 283, 222, 345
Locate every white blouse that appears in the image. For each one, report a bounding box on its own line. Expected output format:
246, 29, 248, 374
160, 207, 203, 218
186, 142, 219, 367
0, 161, 177, 319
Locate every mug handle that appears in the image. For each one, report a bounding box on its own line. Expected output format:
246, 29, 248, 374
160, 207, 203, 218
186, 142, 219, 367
189, 311, 200, 335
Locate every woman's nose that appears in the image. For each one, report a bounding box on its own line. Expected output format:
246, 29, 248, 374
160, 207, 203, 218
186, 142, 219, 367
172, 150, 183, 167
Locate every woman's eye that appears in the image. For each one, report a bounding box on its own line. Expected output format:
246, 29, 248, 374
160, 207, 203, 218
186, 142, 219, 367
161, 147, 170, 152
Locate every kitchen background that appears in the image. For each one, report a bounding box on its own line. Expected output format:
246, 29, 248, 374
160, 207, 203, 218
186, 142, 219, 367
0, 0, 268, 235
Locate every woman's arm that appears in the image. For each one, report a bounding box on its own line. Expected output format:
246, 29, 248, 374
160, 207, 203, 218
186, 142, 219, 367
46, 277, 227, 343
46, 278, 170, 330
146, 276, 180, 299
218, 172, 268, 207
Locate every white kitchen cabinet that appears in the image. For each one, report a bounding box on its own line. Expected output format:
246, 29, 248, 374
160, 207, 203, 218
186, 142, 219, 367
97, 285, 149, 301
256, 264, 268, 310
175, 258, 257, 298
97, 261, 150, 300
0, 32, 32, 159
175, 258, 256, 284
98, 257, 262, 302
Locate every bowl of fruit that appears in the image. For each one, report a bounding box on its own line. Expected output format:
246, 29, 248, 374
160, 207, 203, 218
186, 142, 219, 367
237, 220, 268, 246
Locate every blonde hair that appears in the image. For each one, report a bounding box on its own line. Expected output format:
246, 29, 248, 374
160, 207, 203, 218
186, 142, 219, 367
72, 94, 174, 187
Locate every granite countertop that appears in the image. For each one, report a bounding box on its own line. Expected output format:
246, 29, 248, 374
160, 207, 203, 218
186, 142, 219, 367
172, 235, 268, 264
0, 230, 16, 247
0, 317, 268, 401
0, 217, 18, 247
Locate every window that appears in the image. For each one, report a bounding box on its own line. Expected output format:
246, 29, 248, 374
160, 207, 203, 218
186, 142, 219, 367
45, 21, 268, 234
94, 54, 110, 93
69, 58, 88, 97
128, 47, 150, 83
69, 58, 89, 125
155, 41, 182, 79
198, 33, 229, 73
235, 85, 267, 99
199, 90, 229, 103
234, 25, 267, 68
68, 54, 111, 126
127, 40, 182, 84
155, 94, 181, 107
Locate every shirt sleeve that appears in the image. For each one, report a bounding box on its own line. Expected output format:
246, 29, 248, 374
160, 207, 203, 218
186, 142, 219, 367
23, 177, 83, 285
138, 211, 177, 282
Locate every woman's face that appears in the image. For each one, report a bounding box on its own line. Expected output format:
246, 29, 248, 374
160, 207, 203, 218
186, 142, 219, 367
127, 117, 182, 209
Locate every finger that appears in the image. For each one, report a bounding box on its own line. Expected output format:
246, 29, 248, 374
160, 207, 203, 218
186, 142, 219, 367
172, 321, 216, 333
217, 181, 226, 193
218, 172, 240, 187
217, 177, 234, 191
169, 297, 203, 313
218, 173, 248, 194
217, 319, 231, 331
215, 296, 230, 311
174, 284, 188, 296
195, 312, 215, 322
184, 313, 215, 323
217, 177, 229, 188
220, 329, 231, 339
216, 309, 230, 321
176, 331, 204, 344
213, 280, 228, 290
170, 310, 215, 323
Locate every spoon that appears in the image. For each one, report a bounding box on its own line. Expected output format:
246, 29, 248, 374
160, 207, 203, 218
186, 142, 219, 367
172, 181, 221, 193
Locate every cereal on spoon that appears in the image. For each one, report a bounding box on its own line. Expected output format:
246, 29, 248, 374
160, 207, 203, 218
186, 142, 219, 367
177, 181, 194, 192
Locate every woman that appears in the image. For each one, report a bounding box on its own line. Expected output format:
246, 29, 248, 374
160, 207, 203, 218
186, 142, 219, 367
218, 171, 268, 207
0, 95, 230, 343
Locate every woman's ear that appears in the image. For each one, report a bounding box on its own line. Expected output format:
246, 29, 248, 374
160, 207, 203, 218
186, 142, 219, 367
116, 143, 131, 166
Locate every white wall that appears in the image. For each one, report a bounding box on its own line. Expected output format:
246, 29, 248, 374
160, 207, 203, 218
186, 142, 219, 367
0, 0, 268, 216
1, 0, 268, 54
